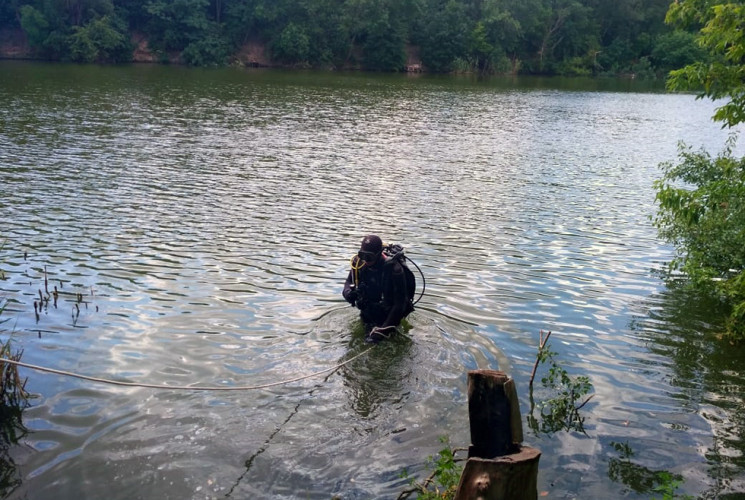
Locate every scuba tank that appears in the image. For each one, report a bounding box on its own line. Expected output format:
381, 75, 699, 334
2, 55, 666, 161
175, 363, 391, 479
349, 243, 425, 306
382, 244, 421, 307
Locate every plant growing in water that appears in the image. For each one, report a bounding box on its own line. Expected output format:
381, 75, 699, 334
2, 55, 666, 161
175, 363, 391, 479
0, 300, 30, 497
653, 138, 745, 340
397, 437, 464, 500
0, 337, 29, 414
528, 330, 594, 435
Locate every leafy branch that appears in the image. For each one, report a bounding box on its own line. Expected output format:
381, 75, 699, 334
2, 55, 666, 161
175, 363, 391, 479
397, 437, 466, 500
528, 330, 594, 435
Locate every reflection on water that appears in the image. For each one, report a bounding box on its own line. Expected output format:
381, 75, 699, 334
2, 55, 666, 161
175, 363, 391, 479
631, 281, 745, 498
341, 321, 413, 419
607, 441, 688, 497
1, 61, 745, 498
226, 370, 336, 498
0, 403, 26, 498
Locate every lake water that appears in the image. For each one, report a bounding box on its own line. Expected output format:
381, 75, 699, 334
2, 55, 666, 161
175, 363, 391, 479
1, 61, 745, 499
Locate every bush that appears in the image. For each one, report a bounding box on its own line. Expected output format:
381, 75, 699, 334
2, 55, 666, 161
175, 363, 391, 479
654, 138, 745, 338
182, 33, 231, 66
630, 56, 657, 80
69, 16, 132, 63
399, 437, 463, 499
555, 56, 592, 77
651, 30, 707, 73
272, 22, 310, 64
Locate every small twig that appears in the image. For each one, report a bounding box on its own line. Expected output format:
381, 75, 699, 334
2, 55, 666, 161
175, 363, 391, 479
575, 394, 595, 411
397, 468, 440, 500
396, 487, 417, 499
529, 330, 552, 388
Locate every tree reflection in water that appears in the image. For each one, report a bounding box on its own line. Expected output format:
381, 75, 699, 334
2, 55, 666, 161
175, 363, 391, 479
340, 320, 413, 419
0, 403, 27, 499
630, 276, 745, 498
607, 441, 692, 499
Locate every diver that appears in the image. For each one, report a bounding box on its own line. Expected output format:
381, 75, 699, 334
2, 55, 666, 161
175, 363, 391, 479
343, 235, 416, 343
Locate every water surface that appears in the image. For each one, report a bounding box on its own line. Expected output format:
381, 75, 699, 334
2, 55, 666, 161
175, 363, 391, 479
1, 62, 745, 499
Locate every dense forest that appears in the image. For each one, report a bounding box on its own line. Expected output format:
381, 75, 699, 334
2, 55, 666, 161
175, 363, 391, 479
0, 0, 706, 76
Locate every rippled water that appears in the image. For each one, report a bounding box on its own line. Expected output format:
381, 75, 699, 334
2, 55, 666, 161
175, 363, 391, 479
2, 62, 745, 499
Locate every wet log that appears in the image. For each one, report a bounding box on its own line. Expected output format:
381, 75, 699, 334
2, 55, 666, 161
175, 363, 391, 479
454, 370, 541, 500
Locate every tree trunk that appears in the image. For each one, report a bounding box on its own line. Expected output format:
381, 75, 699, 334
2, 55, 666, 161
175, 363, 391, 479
454, 370, 541, 500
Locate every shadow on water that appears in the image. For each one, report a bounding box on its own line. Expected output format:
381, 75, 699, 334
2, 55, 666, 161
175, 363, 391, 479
225, 317, 415, 497
340, 320, 414, 419
629, 278, 745, 498
225, 371, 337, 498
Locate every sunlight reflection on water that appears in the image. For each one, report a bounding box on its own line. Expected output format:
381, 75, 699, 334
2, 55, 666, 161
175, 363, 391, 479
2, 63, 745, 499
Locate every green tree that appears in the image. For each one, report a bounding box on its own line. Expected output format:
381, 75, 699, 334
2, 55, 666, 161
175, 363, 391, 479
420, 0, 469, 72
181, 26, 231, 65
338, 0, 406, 71
479, 0, 522, 72
395, 0, 426, 45
596, 37, 636, 74
272, 21, 310, 64
115, 0, 152, 32
69, 15, 131, 62
2, 0, 697, 73
533, 0, 594, 73
651, 30, 707, 74
654, 0, 745, 339
18, 2, 71, 59
667, 2, 745, 127
64, 0, 116, 27
18, 4, 50, 49
299, 0, 351, 67
0, 0, 20, 29
496, 0, 557, 73
145, 0, 211, 52
362, 16, 405, 71
224, 0, 283, 45
468, 21, 494, 71
584, 0, 670, 75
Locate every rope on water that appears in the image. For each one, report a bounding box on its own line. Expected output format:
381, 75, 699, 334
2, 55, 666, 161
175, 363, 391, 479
0, 347, 374, 391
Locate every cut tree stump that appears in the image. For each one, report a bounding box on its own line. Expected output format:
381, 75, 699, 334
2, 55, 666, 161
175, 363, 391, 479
454, 370, 541, 500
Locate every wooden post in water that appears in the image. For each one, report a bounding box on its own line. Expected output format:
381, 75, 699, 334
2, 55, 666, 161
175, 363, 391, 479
454, 370, 541, 500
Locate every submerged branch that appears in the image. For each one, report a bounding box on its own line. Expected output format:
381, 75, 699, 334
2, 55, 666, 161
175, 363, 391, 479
529, 330, 552, 388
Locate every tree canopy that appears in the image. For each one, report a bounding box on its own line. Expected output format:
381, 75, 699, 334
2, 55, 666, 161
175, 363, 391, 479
0, 0, 702, 74
666, 1, 745, 127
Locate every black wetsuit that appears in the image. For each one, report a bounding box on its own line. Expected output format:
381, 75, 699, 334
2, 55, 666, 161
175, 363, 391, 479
343, 255, 412, 329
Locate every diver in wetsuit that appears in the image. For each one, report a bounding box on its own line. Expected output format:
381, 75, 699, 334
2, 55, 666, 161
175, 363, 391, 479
342, 235, 414, 343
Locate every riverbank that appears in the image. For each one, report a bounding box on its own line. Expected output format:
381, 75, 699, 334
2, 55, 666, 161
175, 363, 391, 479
0, 28, 31, 59
0, 27, 425, 71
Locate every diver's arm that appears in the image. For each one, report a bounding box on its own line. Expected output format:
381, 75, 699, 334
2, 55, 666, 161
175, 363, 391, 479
343, 270, 356, 304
